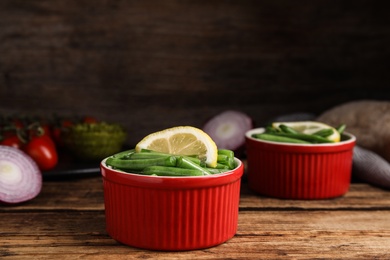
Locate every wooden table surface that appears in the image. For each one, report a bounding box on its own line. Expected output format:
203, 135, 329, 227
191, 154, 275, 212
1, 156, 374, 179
1, 174, 390, 259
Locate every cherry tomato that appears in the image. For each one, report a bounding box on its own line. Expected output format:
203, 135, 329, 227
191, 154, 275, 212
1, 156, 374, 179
35, 118, 53, 138
1, 123, 24, 149
0, 135, 23, 149
23, 135, 58, 171
26, 121, 51, 139
40, 124, 52, 137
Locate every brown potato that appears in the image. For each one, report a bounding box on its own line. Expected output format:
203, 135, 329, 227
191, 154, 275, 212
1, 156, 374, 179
317, 100, 390, 162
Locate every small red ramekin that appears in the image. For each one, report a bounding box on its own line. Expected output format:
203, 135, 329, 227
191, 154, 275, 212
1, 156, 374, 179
100, 158, 244, 251
245, 128, 356, 199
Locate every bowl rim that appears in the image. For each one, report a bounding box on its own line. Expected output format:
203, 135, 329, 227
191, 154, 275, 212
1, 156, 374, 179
245, 127, 356, 147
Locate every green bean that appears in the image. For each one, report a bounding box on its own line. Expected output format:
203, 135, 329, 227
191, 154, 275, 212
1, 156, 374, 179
140, 148, 197, 158
177, 155, 204, 166
206, 168, 230, 174
142, 166, 204, 176
111, 149, 135, 159
265, 125, 279, 133
274, 132, 332, 143
336, 124, 346, 134
256, 131, 334, 143
252, 133, 311, 144
215, 163, 230, 169
217, 149, 236, 170
217, 155, 235, 169
176, 156, 211, 175
227, 157, 236, 169
130, 152, 170, 160
218, 149, 234, 159
217, 154, 229, 163
312, 128, 333, 137
279, 124, 298, 134
106, 156, 176, 170
137, 149, 203, 165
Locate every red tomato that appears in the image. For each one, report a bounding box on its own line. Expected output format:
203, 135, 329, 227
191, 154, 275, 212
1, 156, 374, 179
0, 135, 23, 149
27, 122, 51, 139
23, 135, 58, 171
35, 119, 53, 138
41, 124, 52, 137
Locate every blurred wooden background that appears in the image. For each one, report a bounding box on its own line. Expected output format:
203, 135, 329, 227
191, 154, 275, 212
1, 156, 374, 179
0, 0, 389, 146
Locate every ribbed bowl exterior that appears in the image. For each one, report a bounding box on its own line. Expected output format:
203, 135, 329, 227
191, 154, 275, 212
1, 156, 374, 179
245, 128, 356, 199
100, 159, 243, 251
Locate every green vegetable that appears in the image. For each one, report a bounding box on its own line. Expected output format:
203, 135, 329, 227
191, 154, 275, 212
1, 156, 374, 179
279, 124, 298, 134
216, 149, 236, 169
132, 150, 204, 166
176, 156, 211, 175
142, 166, 204, 176
217, 154, 229, 163
278, 132, 332, 143
217, 155, 235, 169
252, 122, 347, 144
215, 163, 230, 169
105, 148, 236, 176
106, 156, 176, 170
312, 128, 334, 137
217, 149, 234, 159
129, 152, 169, 160
256, 132, 332, 143
206, 168, 231, 174
337, 124, 346, 134
265, 125, 279, 134
112, 149, 135, 159
252, 133, 311, 144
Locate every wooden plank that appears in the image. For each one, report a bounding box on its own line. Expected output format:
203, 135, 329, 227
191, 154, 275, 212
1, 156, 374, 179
240, 183, 390, 210
1, 211, 389, 259
0, 177, 105, 211
1, 179, 389, 212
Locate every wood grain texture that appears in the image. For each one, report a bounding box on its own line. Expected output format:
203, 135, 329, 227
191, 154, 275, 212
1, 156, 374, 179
1, 178, 389, 212
1, 178, 390, 259
1, 211, 389, 259
0, 0, 389, 145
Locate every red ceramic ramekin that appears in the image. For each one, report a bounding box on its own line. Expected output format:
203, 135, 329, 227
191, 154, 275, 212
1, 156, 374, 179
245, 128, 356, 199
100, 158, 244, 251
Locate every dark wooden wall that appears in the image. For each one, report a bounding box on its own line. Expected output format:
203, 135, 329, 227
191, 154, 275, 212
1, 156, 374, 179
1, 0, 389, 146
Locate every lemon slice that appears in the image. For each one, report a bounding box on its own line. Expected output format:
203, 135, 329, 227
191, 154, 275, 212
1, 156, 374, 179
135, 126, 219, 167
271, 121, 341, 142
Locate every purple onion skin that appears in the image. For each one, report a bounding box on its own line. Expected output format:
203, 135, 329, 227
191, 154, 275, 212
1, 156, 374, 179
0, 145, 42, 205
202, 110, 254, 159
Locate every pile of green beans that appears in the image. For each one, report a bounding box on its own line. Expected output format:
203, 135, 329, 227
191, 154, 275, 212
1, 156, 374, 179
105, 149, 236, 176
252, 123, 346, 144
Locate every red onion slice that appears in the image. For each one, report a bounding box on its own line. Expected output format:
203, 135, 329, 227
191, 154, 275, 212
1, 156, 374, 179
0, 145, 42, 204
202, 110, 253, 153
